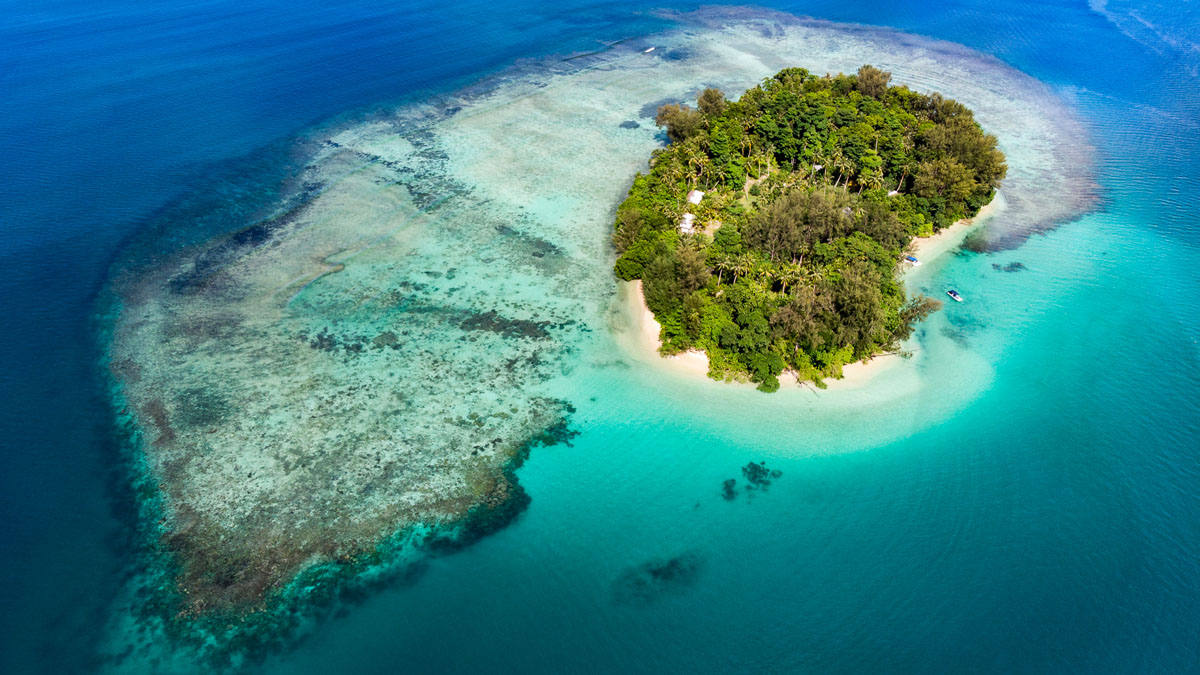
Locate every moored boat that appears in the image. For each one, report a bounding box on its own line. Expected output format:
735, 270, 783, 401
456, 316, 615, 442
947, 289, 963, 302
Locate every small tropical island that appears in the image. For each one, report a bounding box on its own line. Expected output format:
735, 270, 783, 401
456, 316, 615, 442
613, 66, 1007, 391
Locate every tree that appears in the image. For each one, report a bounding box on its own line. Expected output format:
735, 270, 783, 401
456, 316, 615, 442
676, 244, 711, 294
642, 251, 682, 315
744, 190, 805, 262
893, 295, 942, 341
611, 208, 644, 253
733, 253, 756, 284
714, 255, 734, 285
856, 201, 907, 250
914, 157, 975, 205
682, 292, 705, 337
857, 149, 884, 192
860, 171, 883, 192
771, 282, 835, 356
855, 65, 892, 99
743, 187, 860, 263
777, 263, 804, 295
698, 88, 727, 118
828, 146, 850, 187
655, 103, 704, 143
830, 261, 887, 355
893, 157, 916, 192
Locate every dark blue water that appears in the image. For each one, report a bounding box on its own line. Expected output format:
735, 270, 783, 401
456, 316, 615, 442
2, 1, 1198, 672
1, 3, 673, 669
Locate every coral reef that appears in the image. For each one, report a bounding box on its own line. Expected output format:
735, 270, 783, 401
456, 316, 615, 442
612, 552, 706, 605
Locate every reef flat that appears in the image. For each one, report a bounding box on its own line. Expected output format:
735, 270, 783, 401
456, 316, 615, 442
108, 117, 586, 612
100, 8, 1094, 668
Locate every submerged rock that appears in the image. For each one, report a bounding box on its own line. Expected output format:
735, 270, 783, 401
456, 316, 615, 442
459, 309, 553, 340
742, 461, 782, 491
612, 552, 705, 605
721, 462, 783, 500
721, 478, 738, 501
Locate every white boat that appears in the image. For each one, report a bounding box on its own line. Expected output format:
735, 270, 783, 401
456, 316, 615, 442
947, 289, 963, 302
644, 46, 656, 53
904, 255, 921, 266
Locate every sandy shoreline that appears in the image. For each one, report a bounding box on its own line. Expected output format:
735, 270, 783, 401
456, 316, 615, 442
614, 196, 1001, 388
910, 196, 999, 261
617, 280, 713, 378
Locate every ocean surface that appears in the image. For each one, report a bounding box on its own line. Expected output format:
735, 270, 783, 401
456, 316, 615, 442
1, 1, 1198, 673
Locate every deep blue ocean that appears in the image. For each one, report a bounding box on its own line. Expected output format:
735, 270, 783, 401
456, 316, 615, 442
2, 1, 1198, 672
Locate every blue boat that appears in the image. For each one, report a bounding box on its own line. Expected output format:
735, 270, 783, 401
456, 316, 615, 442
905, 255, 922, 266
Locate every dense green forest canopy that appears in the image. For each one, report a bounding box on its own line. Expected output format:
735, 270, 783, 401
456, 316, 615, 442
613, 65, 1006, 391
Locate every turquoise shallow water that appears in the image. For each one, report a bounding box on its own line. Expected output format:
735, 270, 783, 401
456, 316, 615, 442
2, 1, 1199, 672
262, 173, 1200, 674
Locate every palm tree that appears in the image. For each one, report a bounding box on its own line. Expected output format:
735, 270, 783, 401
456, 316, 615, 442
680, 141, 714, 188
840, 156, 858, 190
662, 160, 684, 188
809, 149, 828, 181
756, 263, 775, 285
892, 131, 916, 191
697, 154, 715, 188
733, 253, 756, 284
778, 263, 804, 295
893, 157, 915, 193
715, 256, 734, 285
828, 147, 847, 187
762, 143, 777, 178
684, 147, 702, 186
862, 171, 884, 192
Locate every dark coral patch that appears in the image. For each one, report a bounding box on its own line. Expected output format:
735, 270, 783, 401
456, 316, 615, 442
721, 461, 783, 500
721, 478, 738, 501
742, 461, 781, 491
612, 552, 705, 606
459, 310, 553, 340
